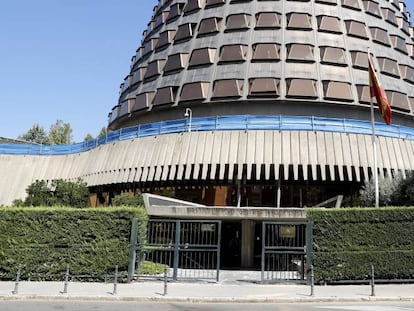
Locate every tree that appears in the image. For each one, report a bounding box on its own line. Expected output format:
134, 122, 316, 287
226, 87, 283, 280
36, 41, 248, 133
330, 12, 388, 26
49, 120, 73, 145
17, 124, 49, 145
112, 192, 144, 207
21, 179, 89, 207
98, 127, 107, 138
84, 134, 94, 142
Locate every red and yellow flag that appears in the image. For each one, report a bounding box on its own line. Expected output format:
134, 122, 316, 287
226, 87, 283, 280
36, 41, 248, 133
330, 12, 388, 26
368, 56, 392, 125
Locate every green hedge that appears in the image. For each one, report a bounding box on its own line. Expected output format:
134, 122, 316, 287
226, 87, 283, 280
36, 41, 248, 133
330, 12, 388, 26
0, 207, 147, 281
306, 207, 414, 283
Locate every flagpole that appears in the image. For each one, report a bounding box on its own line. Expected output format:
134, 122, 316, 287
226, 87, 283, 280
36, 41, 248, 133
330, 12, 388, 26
368, 49, 379, 208
370, 91, 380, 208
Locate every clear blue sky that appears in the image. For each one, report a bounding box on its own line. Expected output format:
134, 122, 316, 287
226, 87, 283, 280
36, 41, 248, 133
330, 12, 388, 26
0, 1, 413, 142
0, 0, 154, 142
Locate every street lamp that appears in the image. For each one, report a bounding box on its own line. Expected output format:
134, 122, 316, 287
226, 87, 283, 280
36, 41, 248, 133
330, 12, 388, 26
184, 108, 192, 132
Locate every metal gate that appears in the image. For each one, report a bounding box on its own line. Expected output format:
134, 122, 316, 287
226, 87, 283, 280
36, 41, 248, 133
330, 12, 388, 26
130, 219, 221, 282
261, 221, 312, 283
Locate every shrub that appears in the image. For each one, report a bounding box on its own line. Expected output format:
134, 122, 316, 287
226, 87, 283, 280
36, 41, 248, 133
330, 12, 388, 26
0, 207, 147, 281
307, 207, 414, 283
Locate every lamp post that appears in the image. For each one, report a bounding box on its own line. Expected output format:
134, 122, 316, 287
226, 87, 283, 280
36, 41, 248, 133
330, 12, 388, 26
184, 108, 192, 132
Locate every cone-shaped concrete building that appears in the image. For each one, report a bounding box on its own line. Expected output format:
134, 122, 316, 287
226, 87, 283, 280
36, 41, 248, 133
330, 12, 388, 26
105, 0, 414, 207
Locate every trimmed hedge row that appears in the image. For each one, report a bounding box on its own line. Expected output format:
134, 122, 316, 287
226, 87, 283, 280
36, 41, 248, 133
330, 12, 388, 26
0, 207, 147, 281
307, 208, 414, 283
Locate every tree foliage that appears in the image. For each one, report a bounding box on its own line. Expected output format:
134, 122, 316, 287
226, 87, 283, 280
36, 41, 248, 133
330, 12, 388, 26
21, 179, 89, 208
83, 133, 94, 142
360, 172, 414, 207
18, 120, 74, 145
111, 193, 144, 207
49, 119, 73, 145
17, 124, 49, 145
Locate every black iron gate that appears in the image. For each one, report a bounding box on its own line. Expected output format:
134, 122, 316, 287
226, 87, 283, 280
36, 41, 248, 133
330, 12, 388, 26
129, 219, 221, 282
261, 221, 312, 283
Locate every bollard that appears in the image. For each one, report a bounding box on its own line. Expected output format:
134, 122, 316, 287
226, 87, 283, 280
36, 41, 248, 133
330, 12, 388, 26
63, 265, 70, 294
12, 265, 22, 295
310, 264, 315, 297
370, 265, 375, 297
113, 265, 118, 295
163, 267, 168, 296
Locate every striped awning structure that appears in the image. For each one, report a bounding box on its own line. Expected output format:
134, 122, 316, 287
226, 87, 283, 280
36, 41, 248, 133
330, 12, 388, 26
80, 130, 412, 185
1, 129, 413, 205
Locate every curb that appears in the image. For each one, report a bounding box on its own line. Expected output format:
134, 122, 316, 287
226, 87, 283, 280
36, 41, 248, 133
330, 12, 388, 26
1, 295, 413, 303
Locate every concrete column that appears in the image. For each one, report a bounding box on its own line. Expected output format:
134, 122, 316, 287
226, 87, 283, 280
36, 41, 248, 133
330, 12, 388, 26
241, 220, 255, 268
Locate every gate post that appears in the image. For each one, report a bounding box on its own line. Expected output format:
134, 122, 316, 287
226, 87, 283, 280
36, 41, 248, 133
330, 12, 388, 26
306, 221, 314, 285
261, 222, 266, 282
173, 220, 181, 281
127, 218, 140, 283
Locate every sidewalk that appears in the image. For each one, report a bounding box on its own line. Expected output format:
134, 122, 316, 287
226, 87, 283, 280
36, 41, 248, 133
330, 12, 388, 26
1, 279, 413, 303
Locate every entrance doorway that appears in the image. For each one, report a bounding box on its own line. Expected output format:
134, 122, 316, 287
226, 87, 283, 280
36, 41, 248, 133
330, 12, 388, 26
220, 221, 242, 269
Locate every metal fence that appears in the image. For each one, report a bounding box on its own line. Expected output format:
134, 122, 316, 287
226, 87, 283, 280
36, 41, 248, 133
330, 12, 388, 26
131, 219, 221, 282
2, 115, 414, 155
261, 222, 313, 284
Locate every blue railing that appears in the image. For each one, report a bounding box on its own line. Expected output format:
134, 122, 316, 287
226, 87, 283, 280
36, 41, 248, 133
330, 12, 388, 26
1, 115, 414, 155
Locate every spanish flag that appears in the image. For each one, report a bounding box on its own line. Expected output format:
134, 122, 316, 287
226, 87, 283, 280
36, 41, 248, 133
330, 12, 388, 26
368, 56, 392, 125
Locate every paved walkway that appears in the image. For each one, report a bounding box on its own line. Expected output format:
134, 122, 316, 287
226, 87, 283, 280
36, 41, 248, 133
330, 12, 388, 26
0, 271, 413, 303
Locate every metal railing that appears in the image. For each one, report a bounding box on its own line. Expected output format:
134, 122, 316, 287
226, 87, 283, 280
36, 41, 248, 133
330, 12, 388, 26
2, 115, 414, 155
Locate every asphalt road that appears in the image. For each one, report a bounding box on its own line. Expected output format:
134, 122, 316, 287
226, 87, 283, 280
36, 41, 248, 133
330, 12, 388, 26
0, 301, 413, 311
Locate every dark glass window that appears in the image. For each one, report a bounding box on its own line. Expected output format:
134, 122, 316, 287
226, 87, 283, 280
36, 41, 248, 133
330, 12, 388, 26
345, 20, 368, 39
377, 57, 400, 78
399, 65, 414, 84
323, 81, 353, 102
183, 0, 203, 15
219, 44, 248, 63
189, 48, 217, 67
386, 91, 410, 112
144, 59, 166, 80
317, 16, 342, 34
286, 44, 314, 62
154, 11, 169, 30
152, 86, 179, 106
255, 12, 281, 29
320, 47, 347, 66
156, 30, 176, 50
341, 0, 360, 10
163, 53, 189, 73
198, 17, 222, 36
174, 23, 197, 43
119, 99, 134, 117
167, 3, 185, 23
252, 43, 281, 62
133, 92, 155, 112
356, 84, 370, 103
390, 35, 407, 54
132, 67, 147, 85
180, 82, 210, 101
370, 27, 390, 46
350, 51, 368, 69
248, 78, 280, 97
143, 38, 159, 56
226, 14, 251, 31
381, 8, 397, 26
212, 79, 244, 98
362, 0, 381, 18
287, 13, 313, 30
286, 79, 318, 98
